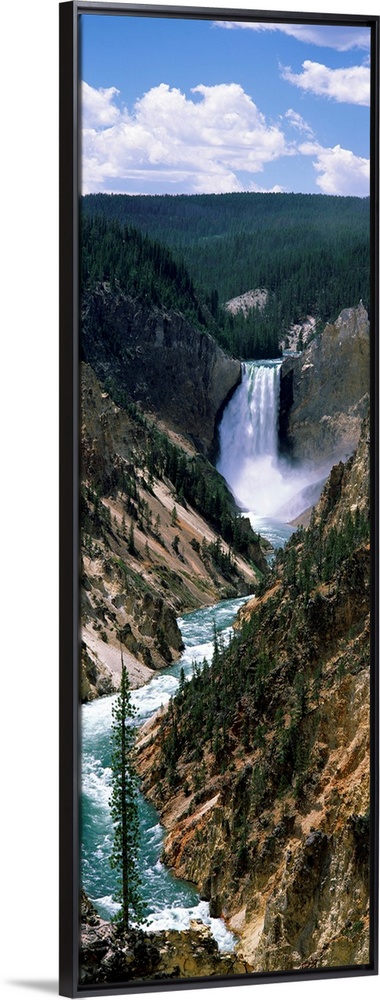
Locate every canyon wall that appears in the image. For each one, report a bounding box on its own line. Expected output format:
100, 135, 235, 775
81, 284, 241, 455
280, 304, 370, 466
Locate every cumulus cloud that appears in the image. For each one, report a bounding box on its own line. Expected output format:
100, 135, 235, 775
300, 141, 369, 196
82, 81, 291, 194
81, 81, 121, 128
282, 60, 370, 106
216, 21, 370, 52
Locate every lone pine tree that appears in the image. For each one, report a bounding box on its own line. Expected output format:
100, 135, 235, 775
110, 651, 144, 932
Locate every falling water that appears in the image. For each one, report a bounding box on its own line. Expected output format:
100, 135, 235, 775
217, 360, 318, 539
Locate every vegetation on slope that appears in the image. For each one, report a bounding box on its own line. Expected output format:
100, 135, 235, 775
154, 500, 369, 797
83, 376, 263, 563
81, 215, 204, 329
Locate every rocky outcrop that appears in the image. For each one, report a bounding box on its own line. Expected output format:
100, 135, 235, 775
225, 288, 268, 316
81, 284, 241, 455
81, 582, 184, 701
80, 892, 160, 985
315, 411, 370, 527
81, 642, 117, 702
280, 304, 369, 465
80, 891, 250, 985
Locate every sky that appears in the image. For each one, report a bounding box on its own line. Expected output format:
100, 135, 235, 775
80, 12, 372, 198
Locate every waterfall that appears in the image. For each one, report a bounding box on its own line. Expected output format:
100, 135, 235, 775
218, 360, 281, 468
217, 360, 314, 527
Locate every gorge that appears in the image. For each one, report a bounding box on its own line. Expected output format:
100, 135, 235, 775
79, 172, 372, 990
81, 303, 371, 981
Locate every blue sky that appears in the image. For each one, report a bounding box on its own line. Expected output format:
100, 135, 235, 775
80, 13, 371, 197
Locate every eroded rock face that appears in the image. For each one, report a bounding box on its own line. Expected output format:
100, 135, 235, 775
225, 288, 268, 316
81, 284, 241, 455
81, 585, 184, 702
280, 304, 369, 465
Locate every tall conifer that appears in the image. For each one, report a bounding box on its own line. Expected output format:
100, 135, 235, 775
109, 652, 144, 932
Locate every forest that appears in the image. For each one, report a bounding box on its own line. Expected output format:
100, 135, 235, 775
82, 192, 370, 359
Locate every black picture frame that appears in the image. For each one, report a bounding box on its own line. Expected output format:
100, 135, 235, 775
60, 4, 379, 996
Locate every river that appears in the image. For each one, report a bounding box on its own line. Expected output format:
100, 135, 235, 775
82, 358, 315, 949
81, 595, 258, 951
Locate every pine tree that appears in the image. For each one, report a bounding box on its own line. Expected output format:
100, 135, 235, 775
109, 653, 144, 932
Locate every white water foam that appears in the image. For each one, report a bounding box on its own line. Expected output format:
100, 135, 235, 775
140, 899, 237, 953
91, 897, 236, 952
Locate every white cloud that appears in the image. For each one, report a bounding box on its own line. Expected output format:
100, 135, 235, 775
282, 60, 370, 106
82, 81, 291, 195
81, 81, 121, 128
216, 21, 370, 52
284, 108, 315, 138
299, 141, 369, 195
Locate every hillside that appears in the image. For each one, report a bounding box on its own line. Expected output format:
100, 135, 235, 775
136, 413, 371, 971
80, 363, 266, 700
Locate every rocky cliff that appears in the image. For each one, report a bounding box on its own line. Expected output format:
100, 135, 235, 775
136, 414, 371, 973
81, 284, 241, 455
280, 304, 369, 466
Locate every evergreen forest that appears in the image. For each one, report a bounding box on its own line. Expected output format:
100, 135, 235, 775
82, 192, 370, 359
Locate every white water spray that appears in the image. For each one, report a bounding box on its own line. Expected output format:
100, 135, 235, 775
217, 360, 320, 525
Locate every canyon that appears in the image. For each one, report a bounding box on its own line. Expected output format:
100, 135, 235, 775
136, 412, 371, 972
